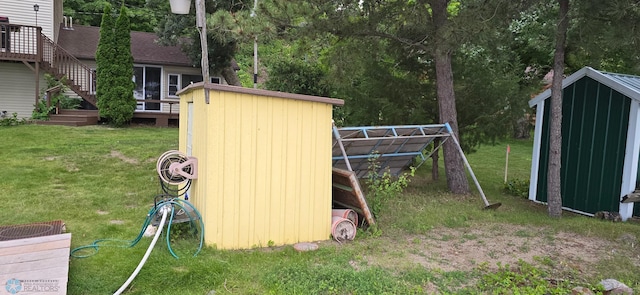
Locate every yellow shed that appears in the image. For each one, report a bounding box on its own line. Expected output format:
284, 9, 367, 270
177, 83, 344, 249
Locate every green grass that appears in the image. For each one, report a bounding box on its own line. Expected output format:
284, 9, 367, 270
1, 125, 639, 294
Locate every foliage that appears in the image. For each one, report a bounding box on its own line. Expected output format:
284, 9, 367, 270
0, 112, 26, 126
147, 0, 248, 75
364, 154, 415, 219
63, 0, 157, 32
264, 262, 424, 294
475, 260, 601, 294
504, 178, 530, 199
96, 5, 136, 127
32, 99, 56, 120
32, 74, 80, 120
264, 58, 332, 96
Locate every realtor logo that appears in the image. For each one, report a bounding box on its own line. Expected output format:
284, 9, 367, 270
5, 279, 22, 294
4, 279, 60, 294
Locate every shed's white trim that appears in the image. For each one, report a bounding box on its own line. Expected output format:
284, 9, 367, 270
529, 67, 640, 107
529, 100, 545, 201
620, 100, 640, 220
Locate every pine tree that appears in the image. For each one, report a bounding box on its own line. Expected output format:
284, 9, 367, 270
111, 6, 136, 126
96, 5, 136, 126
96, 4, 115, 118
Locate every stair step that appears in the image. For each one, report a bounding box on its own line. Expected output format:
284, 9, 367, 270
35, 120, 92, 127
58, 109, 99, 116
49, 114, 97, 123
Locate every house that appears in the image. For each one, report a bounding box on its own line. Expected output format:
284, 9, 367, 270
528, 66, 640, 221
0, 0, 229, 126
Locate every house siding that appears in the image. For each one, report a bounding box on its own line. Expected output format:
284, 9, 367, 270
2, 0, 58, 40
0, 62, 43, 118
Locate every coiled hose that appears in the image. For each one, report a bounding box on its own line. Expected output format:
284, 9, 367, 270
70, 198, 204, 294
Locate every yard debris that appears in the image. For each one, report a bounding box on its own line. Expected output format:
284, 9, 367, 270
594, 211, 622, 222
599, 279, 633, 295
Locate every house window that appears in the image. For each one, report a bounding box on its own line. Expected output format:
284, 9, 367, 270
90, 69, 96, 94
181, 74, 202, 89
180, 74, 222, 89
168, 74, 180, 97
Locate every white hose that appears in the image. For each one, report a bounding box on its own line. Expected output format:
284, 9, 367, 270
113, 205, 171, 295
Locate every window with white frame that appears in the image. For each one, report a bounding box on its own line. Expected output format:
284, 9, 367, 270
168, 74, 180, 97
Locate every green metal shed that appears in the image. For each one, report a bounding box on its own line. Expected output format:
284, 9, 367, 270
529, 67, 640, 220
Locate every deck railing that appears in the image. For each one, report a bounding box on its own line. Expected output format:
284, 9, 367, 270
40, 33, 95, 104
0, 24, 40, 61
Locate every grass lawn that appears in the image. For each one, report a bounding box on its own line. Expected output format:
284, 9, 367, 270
1, 124, 639, 294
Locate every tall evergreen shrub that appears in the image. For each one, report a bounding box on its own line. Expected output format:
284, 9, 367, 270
96, 5, 136, 126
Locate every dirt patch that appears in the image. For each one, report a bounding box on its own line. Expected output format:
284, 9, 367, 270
109, 150, 139, 164
359, 224, 639, 277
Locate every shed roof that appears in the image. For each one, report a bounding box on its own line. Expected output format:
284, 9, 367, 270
57, 25, 194, 67
529, 66, 640, 107
178, 82, 345, 106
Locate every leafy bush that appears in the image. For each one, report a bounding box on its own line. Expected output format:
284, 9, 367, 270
504, 178, 530, 198
364, 154, 415, 219
0, 112, 26, 126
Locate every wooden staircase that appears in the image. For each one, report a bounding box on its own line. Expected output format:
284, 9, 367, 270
39, 32, 97, 107
35, 109, 99, 126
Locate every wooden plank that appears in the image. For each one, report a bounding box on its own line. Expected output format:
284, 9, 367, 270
0, 255, 69, 275
332, 168, 375, 225
0, 248, 69, 265
0, 237, 71, 257
0, 233, 71, 249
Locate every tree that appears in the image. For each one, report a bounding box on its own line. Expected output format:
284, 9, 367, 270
547, 0, 569, 218
64, 0, 157, 32
260, 0, 539, 194
95, 4, 115, 116
147, 0, 248, 85
96, 5, 136, 126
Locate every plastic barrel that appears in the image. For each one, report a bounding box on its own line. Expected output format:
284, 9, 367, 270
331, 216, 356, 242
332, 209, 358, 226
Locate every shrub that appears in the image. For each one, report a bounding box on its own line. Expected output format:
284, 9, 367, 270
0, 112, 26, 126
364, 154, 415, 219
504, 178, 529, 198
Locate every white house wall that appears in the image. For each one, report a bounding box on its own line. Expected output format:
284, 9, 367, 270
1, 0, 58, 40
0, 62, 44, 118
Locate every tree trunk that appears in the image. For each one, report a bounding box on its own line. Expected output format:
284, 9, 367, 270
547, 0, 569, 218
430, 0, 470, 194
221, 66, 242, 86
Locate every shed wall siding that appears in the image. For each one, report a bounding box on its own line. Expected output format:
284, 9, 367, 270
180, 89, 333, 249
0, 62, 43, 118
536, 77, 630, 214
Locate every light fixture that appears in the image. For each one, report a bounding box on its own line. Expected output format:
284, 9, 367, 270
170, 0, 210, 103
169, 0, 190, 14
33, 4, 39, 27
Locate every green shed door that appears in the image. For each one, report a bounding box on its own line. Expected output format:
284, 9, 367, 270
536, 77, 631, 214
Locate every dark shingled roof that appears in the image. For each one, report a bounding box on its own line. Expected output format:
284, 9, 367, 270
57, 25, 195, 67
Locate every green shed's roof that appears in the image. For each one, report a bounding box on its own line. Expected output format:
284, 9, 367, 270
529, 66, 640, 107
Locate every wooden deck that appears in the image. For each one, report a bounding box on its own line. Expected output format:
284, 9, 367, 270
0, 233, 71, 295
